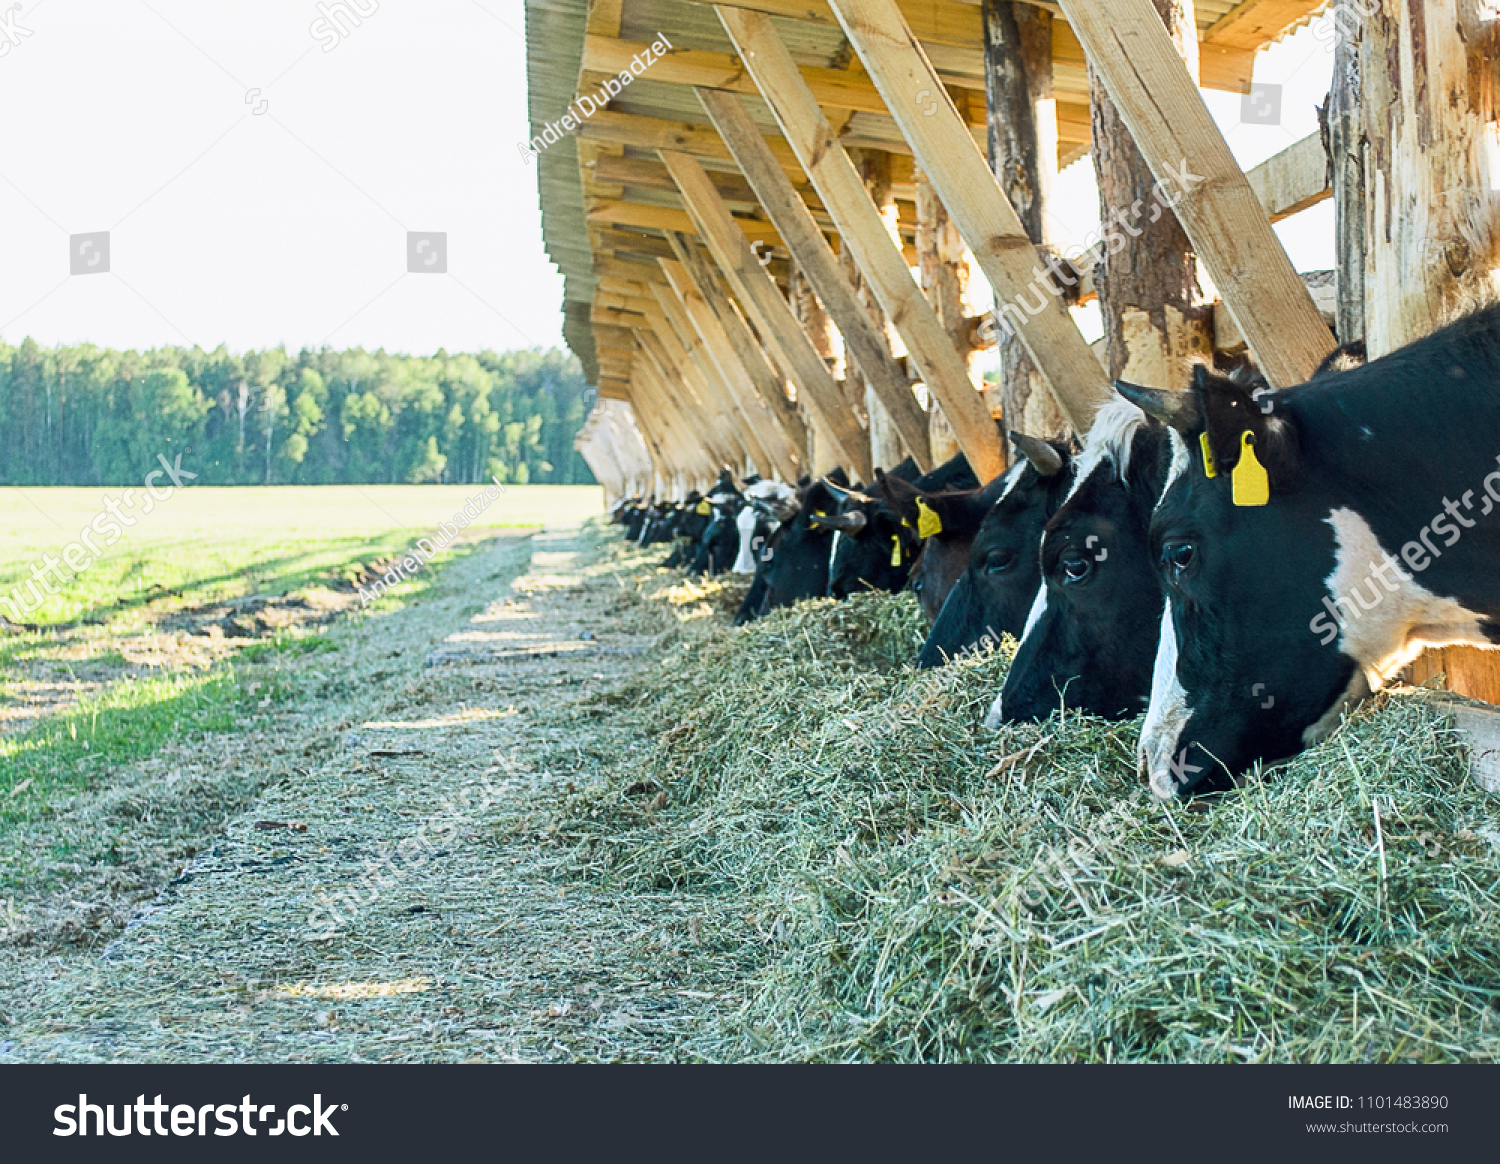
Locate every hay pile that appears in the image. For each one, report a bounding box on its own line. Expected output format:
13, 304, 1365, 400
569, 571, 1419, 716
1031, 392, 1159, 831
556, 583, 1500, 1063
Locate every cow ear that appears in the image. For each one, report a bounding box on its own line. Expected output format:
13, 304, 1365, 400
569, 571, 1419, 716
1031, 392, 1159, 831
1196, 365, 1300, 497
875, 468, 922, 528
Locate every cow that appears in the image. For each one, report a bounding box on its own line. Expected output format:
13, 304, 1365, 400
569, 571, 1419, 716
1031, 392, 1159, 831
733, 479, 799, 625
987, 400, 1172, 719
916, 434, 1075, 668
664, 492, 710, 568
1124, 306, 1500, 798
816, 458, 924, 599
689, 489, 746, 576
875, 452, 982, 621
756, 473, 850, 614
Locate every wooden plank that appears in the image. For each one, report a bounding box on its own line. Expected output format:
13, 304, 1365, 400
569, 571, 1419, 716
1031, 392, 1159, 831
1057, 0, 1331, 388
582, 33, 990, 126
1450, 703, 1500, 795
585, 198, 782, 245
1247, 130, 1331, 223
661, 149, 872, 480
695, 89, 936, 470
705, 0, 1266, 91
820, 0, 1111, 436
716, 5, 1006, 480
639, 301, 757, 468
659, 255, 808, 480
635, 331, 738, 469
574, 110, 806, 183
648, 279, 785, 478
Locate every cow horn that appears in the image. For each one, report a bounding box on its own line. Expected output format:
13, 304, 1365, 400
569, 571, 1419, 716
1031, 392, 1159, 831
1008, 432, 1064, 478
808, 509, 868, 535
1114, 381, 1200, 431
820, 477, 874, 505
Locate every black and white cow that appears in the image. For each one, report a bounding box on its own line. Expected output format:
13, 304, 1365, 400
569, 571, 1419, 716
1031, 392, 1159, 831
875, 453, 983, 622
664, 492, 710, 568
917, 434, 1075, 669
988, 401, 1171, 719
817, 458, 924, 599
733, 479, 800, 625
757, 474, 849, 614
1127, 306, 1500, 797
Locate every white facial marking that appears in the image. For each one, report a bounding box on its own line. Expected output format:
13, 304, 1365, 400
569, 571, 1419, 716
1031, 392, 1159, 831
1161, 427, 1190, 502
1063, 398, 1148, 505
1323, 507, 1489, 684
1139, 601, 1190, 801
733, 506, 758, 574
1018, 583, 1048, 644
995, 458, 1027, 503
829, 530, 843, 583
982, 692, 1004, 730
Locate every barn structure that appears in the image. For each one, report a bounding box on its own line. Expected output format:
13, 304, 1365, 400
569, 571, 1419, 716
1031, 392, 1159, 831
525, 0, 1500, 700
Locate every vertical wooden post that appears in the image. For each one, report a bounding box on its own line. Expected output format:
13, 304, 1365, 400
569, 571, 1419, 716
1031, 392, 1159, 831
1323, 14, 1365, 347
1087, 0, 1214, 386
1057, 0, 1330, 387
1357, 0, 1500, 704
914, 168, 986, 464
982, 0, 1068, 439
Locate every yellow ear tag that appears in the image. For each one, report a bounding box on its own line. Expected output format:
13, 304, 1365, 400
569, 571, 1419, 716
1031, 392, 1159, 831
1231, 431, 1269, 507
889, 535, 903, 567
1199, 432, 1217, 479
695, 499, 712, 516
916, 497, 943, 539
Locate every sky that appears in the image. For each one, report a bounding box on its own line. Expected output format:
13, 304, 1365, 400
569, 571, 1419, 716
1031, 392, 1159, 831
0, 0, 567, 356
0, 2, 1334, 360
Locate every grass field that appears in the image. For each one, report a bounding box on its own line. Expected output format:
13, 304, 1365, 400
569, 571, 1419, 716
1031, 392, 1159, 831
0, 484, 604, 626
0, 484, 602, 828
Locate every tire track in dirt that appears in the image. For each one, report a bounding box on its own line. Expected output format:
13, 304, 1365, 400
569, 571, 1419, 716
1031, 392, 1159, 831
0, 525, 761, 1062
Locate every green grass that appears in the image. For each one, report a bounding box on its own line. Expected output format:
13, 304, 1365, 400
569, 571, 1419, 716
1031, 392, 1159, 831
0, 483, 600, 834
0, 484, 603, 626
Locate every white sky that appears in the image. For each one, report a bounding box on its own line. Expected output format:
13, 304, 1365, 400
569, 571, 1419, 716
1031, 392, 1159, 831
0, 2, 1334, 360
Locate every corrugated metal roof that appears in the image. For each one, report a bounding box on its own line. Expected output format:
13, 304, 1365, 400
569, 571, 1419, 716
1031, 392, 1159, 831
526, 0, 598, 381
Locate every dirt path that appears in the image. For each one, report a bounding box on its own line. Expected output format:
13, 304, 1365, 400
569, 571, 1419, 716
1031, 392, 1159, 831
0, 524, 760, 1063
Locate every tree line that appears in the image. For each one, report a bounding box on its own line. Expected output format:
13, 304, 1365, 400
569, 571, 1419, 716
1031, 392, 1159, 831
0, 340, 597, 487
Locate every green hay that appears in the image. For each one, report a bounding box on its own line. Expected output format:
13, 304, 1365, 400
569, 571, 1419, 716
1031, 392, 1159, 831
558, 564, 1500, 1063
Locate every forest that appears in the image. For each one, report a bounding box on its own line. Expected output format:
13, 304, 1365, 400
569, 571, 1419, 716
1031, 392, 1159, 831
0, 340, 596, 487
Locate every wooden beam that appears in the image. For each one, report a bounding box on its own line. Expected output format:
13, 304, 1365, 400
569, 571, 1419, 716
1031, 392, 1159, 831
661, 148, 873, 480
707, 0, 1271, 91
574, 110, 806, 183
635, 332, 737, 469
696, 87, 932, 471
648, 279, 785, 478
665, 238, 821, 476
582, 34, 992, 126
585, 198, 782, 245
817, 0, 1110, 437
1247, 129, 1332, 224
716, 5, 1005, 480
1057, 0, 1331, 387
659, 256, 808, 481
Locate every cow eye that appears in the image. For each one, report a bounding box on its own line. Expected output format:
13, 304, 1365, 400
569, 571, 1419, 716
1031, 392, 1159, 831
1162, 541, 1196, 578
1060, 555, 1092, 583
984, 550, 1015, 574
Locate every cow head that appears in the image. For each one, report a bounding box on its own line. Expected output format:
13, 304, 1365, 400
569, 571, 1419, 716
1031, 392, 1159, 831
918, 434, 1075, 669
1124, 364, 1365, 798
880, 472, 997, 622
819, 459, 923, 599
761, 477, 845, 611
992, 401, 1172, 723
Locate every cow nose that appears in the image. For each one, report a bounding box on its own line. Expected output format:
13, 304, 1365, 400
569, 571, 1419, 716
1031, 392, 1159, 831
982, 694, 1003, 730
